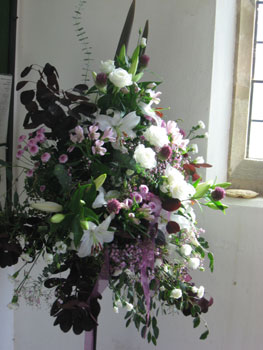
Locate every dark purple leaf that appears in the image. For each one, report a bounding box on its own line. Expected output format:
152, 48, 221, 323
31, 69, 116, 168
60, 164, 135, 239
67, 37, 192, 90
16, 81, 29, 91
20, 90, 35, 105
20, 65, 33, 78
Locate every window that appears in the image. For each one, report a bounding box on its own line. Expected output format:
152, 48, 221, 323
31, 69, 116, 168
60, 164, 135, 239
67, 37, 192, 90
228, 0, 263, 194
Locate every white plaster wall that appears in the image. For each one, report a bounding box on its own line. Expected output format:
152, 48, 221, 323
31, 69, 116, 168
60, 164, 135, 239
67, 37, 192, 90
1, 0, 262, 350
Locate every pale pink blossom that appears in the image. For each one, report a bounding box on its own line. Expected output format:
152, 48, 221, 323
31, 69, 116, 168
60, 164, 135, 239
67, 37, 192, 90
92, 140, 107, 156
41, 152, 51, 163
70, 126, 84, 143
101, 128, 116, 142
29, 144, 39, 155
59, 154, 68, 164
88, 125, 100, 140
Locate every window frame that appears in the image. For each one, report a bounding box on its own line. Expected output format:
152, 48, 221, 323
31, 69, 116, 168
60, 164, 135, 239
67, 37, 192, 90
228, 0, 263, 195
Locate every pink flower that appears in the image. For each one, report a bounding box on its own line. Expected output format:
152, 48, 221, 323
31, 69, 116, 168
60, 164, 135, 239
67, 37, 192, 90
40, 185, 46, 192
26, 169, 34, 177
92, 140, 107, 156
41, 152, 51, 163
70, 126, 84, 144
101, 128, 116, 142
37, 127, 46, 134
16, 149, 24, 159
131, 192, 143, 203
123, 198, 133, 208
88, 125, 100, 140
28, 138, 37, 146
139, 185, 149, 195
59, 154, 68, 164
29, 144, 39, 155
35, 133, 46, 142
18, 135, 26, 143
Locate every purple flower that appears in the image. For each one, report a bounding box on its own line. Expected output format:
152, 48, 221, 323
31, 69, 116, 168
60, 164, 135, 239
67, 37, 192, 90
139, 54, 150, 67
26, 169, 34, 177
29, 144, 39, 155
41, 152, 51, 163
107, 199, 122, 214
96, 72, 107, 87
16, 149, 24, 159
35, 133, 45, 142
123, 198, 133, 208
40, 185, 46, 192
159, 145, 172, 160
211, 187, 226, 201
59, 154, 68, 164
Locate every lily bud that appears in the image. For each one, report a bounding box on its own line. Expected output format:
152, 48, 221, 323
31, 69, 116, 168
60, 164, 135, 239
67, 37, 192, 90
50, 214, 65, 224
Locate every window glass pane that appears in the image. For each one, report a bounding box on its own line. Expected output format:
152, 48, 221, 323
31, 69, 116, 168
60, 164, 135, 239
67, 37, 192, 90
247, 121, 263, 159
251, 82, 263, 120
257, 4, 263, 42
253, 43, 263, 79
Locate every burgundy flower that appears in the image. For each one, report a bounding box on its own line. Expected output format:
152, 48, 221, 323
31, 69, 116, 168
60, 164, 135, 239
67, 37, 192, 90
107, 199, 122, 214
159, 145, 172, 160
139, 54, 150, 67
96, 73, 107, 87
211, 187, 225, 201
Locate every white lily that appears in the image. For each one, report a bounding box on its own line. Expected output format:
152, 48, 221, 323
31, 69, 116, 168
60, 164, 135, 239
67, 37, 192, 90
96, 110, 140, 139
77, 215, 115, 257
139, 101, 162, 126
30, 201, 63, 213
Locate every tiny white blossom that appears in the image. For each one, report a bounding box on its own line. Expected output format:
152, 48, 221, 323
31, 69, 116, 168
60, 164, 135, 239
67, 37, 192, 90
113, 306, 119, 313
191, 144, 198, 154
140, 37, 147, 48
54, 241, 67, 254
170, 288, 182, 299
194, 156, 204, 164
160, 286, 166, 292
197, 286, 205, 298
198, 120, 205, 129
191, 286, 198, 294
7, 302, 19, 310
126, 302, 134, 311
44, 251, 54, 264
204, 132, 209, 139
115, 299, 122, 308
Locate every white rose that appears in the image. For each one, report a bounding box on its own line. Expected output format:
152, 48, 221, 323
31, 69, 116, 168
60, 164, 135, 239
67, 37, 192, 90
109, 68, 133, 88
197, 286, 205, 298
180, 244, 192, 256
170, 288, 182, 299
133, 144, 156, 169
54, 241, 67, 254
100, 60, 115, 74
189, 257, 200, 270
144, 125, 169, 148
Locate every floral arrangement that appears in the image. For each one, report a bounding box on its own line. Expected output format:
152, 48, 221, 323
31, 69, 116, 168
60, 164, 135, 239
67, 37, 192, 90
0, 1, 229, 346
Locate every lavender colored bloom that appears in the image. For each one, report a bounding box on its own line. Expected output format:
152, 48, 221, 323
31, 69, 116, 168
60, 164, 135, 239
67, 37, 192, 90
96, 72, 108, 87
101, 128, 116, 142
107, 199, 122, 214
211, 187, 225, 201
179, 128, 186, 138
41, 152, 51, 163
35, 133, 45, 142
59, 154, 68, 164
29, 144, 39, 155
159, 145, 172, 160
123, 198, 133, 208
70, 126, 84, 144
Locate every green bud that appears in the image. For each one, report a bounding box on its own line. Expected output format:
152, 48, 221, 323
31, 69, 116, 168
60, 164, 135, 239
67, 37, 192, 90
126, 169, 134, 176
80, 200, 86, 205
50, 214, 65, 224
80, 220, 89, 230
